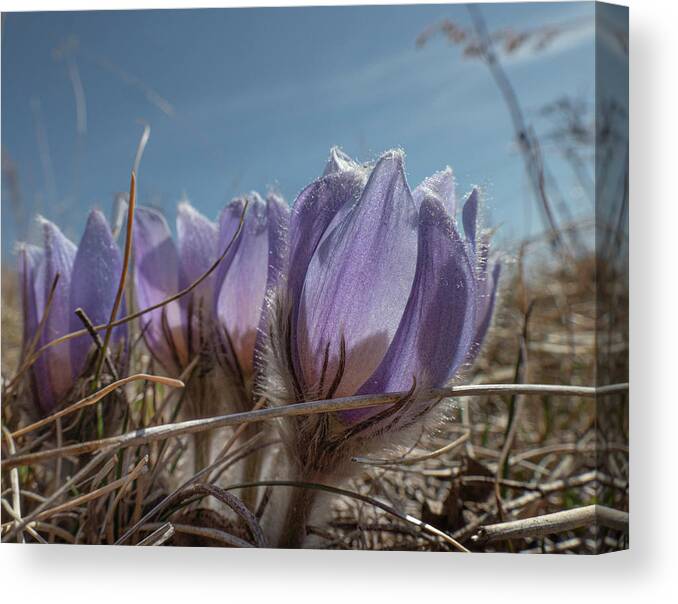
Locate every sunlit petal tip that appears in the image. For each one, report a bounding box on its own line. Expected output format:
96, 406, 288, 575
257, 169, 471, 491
414, 166, 456, 215
462, 187, 480, 249
323, 146, 362, 176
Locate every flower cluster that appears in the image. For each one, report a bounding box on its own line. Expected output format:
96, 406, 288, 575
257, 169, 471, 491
132, 193, 288, 409
18, 148, 499, 470
18, 211, 127, 415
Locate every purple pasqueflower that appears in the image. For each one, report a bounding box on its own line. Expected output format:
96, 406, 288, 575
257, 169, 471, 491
271, 147, 499, 445
133, 194, 289, 389
213, 192, 289, 393
18, 211, 127, 415
133, 201, 218, 376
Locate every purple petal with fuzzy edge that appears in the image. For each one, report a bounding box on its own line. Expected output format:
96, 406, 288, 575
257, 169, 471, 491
413, 167, 455, 216
69, 210, 127, 378
264, 193, 290, 290
286, 153, 368, 391
177, 201, 218, 295
462, 188, 479, 249
18, 243, 43, 361
287, 151, 367, 311
342, 196, 478, 425
133, 206, 187, 375
256, 193, 290, 376
323, 146, 363, 177
36, 218, 77, 413
297, 151, 419, 398
177, 201, 218, 357
215, 194, 270, 378
471, 260, 500, 361
17, 243, 48, 415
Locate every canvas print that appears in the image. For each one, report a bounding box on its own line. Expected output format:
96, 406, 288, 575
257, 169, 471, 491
1, 2, 628, 553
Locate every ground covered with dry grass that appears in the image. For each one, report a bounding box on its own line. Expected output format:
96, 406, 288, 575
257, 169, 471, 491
0, 239, 628, 552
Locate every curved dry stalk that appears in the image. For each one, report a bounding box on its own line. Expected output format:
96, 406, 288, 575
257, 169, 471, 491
2, 382, 628, 470
222, 480, 470, 553
352, 430, 470, 466
140, 522, 252, 548
172, 484, 267, 548
115, 428, 265, 545
11, 373, 184, 439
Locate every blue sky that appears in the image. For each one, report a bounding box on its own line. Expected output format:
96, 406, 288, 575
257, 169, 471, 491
2, 2, 604, 254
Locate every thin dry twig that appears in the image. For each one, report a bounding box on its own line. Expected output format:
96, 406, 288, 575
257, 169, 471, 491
472, 504, 628, 543
2, 382, 627, 470
11, 373, 184, 439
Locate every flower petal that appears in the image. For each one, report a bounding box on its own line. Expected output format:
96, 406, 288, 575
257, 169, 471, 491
176, 201, 218, 293
177, 201, 218, 357
472, 260, 500, 360
133, 206, 187, 374
69, 210, 127, 378
17, 243, 43, 361
462, 188, 479, 249
215, 194, 270, 377
413, 167, 455, 216
297, 150, 419, 398
323, 146, 362, 177
264, 192, 290, 290
36, 218, 77, 413
346, 196, 477, 424
288, 152, 367, 308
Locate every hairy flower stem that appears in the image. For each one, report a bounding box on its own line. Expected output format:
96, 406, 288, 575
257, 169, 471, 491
277, 476, 318, 548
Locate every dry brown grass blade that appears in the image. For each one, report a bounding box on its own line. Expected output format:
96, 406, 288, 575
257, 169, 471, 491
11, 373, 184, 439
29, 454, 148, 523
2, 450, 115, 542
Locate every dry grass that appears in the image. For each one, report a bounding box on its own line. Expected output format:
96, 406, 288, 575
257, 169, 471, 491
0, 235, 628, 552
